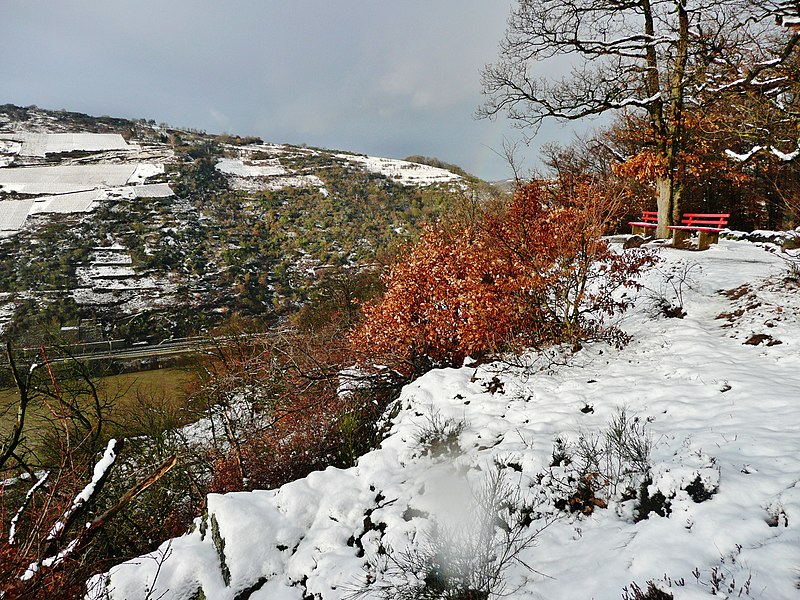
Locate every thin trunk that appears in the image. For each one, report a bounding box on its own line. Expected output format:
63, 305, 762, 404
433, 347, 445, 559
672, 181, 684, 226
643, 0, 673, 238
0, 343, 34, 471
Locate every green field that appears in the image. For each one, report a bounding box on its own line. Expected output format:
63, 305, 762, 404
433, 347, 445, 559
0, 367, 195, 443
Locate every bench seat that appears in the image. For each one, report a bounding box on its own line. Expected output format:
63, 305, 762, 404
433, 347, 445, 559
668, 213, 730, 250
667, 225, 725, 232
629, 211, 658, 236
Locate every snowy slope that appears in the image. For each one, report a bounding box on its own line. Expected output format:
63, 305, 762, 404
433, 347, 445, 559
91, 240, 800, 600
335, 153, 463, 186
6, 132, 132, 157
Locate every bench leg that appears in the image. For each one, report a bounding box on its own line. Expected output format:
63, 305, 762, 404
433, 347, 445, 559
698, 231, 711, 251
708, 232, 720, 245
631, 225, 643, 236
672, 229, 691, 249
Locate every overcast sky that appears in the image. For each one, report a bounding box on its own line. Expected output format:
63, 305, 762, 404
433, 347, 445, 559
1, 1, 582, 181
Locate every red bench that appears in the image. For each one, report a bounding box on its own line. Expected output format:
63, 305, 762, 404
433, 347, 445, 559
628, 211, 658, 236
668, 213, 730, 250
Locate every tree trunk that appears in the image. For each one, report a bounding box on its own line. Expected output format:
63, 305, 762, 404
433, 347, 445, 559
655, 176, 672, 239
654, 0, 689, 240
672, 181, 683, 226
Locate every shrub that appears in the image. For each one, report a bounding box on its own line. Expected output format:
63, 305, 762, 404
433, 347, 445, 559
621, 581, 674, 600
352, 181, 655, 375
643, 261, 698, 319
348, 467, 548, 600
780, 237, 800, 283
0, 343, 196, 599
195, 324, 394, 493
414, 410, 468, 458
551, 408, 654, 515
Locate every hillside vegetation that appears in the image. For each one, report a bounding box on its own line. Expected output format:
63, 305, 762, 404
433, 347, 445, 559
0, 104, 492, 344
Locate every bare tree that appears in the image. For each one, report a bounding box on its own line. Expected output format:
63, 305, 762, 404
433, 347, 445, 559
479, 0, 799, 237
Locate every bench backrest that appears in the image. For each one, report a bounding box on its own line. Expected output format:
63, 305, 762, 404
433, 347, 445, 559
680, 213, 730, 229
640, 211, 658, 223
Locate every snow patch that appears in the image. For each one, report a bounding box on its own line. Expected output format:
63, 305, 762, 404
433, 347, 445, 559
335, 153, 462, 186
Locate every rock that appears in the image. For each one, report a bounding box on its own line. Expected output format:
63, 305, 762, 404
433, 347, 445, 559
623, 235, 647, 249
744, 333, 782, 346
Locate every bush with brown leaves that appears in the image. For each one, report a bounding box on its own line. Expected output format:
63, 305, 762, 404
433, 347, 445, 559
352, 181, 655, 374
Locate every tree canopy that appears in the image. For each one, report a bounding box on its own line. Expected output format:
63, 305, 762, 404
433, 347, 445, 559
480, 0, 800, 237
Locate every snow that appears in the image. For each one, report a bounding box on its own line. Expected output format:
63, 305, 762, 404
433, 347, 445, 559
127, 163, 164, 185
216, 158, 286, 178
90, 248, 134, 265
266, 174, 328, 194
0, 139, 22, 166
725, 146, 762, 162
132, 183, 174, 198
0, 181, 173, 232
93, 239, 800, 599
76, 265, 138, 281
335, 154, 462, 186
9, 472, 49, 545
0, 164, 138, 195
22, 441, 120, 582
725, 145, 800, 163
5, 132, 131, 157
0, 200, 34, 230
46, 439, 119, 545
216, 154, 329, 195
770, 146, 800, 162
28, 190, 98, 215
76, 439, 119, 504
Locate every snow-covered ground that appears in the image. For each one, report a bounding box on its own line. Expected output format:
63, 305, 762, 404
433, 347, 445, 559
215, 154, 330, 196
28, 190, 99, 215
90, 240, 800, 600
3, 132, 132, 157
0, 199, 34, 231
216, 158, 286, 178
266, 174, 329, 195
335, 154, 463, 186
128, 163, 164, 185
70, 245, 176, 311
0, 168, 171, 233
0, 164, 139, 195
215, 148, 462, 194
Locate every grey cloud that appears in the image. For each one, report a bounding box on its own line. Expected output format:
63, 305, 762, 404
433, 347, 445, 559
0, 1, 582, 180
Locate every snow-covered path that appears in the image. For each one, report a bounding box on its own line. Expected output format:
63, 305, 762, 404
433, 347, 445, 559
93, 240, 800, 600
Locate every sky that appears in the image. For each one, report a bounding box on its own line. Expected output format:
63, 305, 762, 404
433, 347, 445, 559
0, 1, 584, 181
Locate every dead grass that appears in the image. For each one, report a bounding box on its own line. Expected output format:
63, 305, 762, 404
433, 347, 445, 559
0, 367, 194, 444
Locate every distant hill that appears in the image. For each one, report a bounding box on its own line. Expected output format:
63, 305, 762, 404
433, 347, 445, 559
0, 104, 497, 343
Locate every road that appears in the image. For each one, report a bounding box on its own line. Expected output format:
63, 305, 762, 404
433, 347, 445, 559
30, 337, 214, 365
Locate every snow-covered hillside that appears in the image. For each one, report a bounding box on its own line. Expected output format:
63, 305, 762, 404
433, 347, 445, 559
0, 105, 474, 340
90, 239, 800, 600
